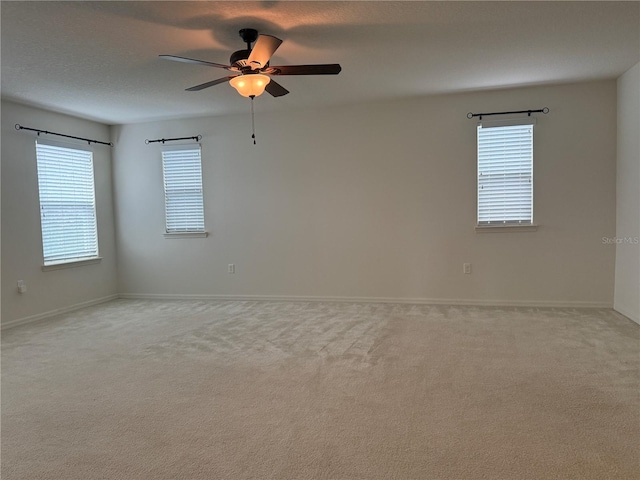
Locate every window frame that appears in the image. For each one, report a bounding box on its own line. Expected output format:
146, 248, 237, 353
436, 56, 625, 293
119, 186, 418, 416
161, 144, 207, 238
35, 139, 101, 268
476, 118, 537, 232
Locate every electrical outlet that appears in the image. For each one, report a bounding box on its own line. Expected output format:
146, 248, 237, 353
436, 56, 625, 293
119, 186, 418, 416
17, 280, 27, 294
463, 263, 472, 274
228, 264, 235, 274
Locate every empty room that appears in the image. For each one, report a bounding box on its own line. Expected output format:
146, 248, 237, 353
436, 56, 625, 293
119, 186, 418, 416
1, 1, 639, 479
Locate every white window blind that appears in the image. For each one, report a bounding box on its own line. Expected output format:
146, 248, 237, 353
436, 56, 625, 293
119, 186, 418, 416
35, 140, 99, 265
162, 146, 205, 233
477, 122, 533, 225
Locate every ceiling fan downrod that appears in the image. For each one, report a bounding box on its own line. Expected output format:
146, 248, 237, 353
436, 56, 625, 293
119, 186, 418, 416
238, 28, 258, 50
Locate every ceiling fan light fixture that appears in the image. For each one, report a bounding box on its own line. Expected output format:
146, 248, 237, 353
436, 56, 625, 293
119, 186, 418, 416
229, 74, 271, 97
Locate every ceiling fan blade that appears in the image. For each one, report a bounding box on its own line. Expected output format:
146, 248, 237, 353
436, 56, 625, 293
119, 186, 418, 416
267, 64, 342, 75
265, 79, 289, 97
159, 55, 231, 70
247, 35, 283, 69
186, 76, 236, 91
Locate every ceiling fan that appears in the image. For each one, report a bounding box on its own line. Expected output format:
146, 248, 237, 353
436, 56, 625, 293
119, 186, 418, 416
160, 28, 342, 98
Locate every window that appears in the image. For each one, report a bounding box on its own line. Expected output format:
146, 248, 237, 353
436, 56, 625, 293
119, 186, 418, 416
477, 120, 534, 226
35, 140, 99, 266
162, 146, 205, 234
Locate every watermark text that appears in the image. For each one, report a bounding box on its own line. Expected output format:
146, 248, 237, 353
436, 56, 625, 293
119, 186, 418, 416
602, 236, 639, 245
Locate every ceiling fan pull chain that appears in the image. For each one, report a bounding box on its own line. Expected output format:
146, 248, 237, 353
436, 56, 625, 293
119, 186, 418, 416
250, 95, 257, 145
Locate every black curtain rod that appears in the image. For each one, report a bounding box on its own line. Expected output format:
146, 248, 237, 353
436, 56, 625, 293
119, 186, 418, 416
145, 135, 202, 145
15, 124, 113, 146
467, 107, 549, 120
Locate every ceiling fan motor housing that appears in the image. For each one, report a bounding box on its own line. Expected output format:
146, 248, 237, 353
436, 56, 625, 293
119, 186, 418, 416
230, 49, 251, 67
231, 29, 261, 69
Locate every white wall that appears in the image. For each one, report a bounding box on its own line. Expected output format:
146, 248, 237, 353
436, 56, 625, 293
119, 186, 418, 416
1, 101, 118, 326
112, 80, 617, 306
614, 63, 640, 323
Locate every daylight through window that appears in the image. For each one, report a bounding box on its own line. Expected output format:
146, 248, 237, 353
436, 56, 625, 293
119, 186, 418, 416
162, 146, 205, 233
477, 122, 534, 225
36, 140, 99, 265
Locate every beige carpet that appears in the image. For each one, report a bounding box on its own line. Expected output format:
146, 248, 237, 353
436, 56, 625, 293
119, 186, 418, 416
2, 299, 639, 479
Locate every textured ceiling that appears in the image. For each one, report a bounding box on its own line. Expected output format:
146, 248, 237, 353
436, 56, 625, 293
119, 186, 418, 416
1, 1, 638, 125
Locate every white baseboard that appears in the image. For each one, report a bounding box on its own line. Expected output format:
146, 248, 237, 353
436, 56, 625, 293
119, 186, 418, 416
118, 293, 612, 309
613, 305, 640, 325
1, 294, 119, 331
2, 293, 614, 330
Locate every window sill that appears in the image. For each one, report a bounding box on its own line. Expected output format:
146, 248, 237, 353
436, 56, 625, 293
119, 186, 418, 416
163, 232, 208, 239
42, 257, 102, 271
475, 224, 539, 233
